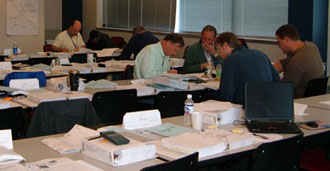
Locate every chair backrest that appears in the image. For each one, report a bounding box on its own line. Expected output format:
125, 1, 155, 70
70, 53, 87, 63
0, 107, 25, 140
0, 55, 6, 62
141, 152, 198, 171
155, 91, 187, 118
304, 77, 329, 97
182, 46, 190, 59
3, 71, 47, 87
26, 99, 101, 138
250, 134, 303, 171
111, 37, 126, 48
43, 44, 52, 52
122, 65, 134, 80
155, 90, 209, 118
91, 89, 137, 125
29, 57, 56, 66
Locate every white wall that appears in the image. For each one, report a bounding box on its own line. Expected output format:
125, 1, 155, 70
44, 0, 62, 40
0, 0, 44, 53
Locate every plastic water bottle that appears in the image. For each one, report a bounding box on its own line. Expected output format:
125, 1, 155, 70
184, 94, 194, 128
216, 64, 222, 81
13, 42, 18, 55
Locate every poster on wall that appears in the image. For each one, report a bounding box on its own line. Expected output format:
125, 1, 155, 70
6, 0, 39, 35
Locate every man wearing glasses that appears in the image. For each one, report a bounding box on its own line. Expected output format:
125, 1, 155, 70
183, 25, 223, 73
52, 20, 86, 52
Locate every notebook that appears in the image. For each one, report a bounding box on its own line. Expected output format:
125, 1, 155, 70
244, 82, 302, 134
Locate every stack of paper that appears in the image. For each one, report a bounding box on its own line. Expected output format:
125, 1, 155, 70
0, 99, 11, 109
158, 129, 256, 160
59, 91, 92, 101
83, 136, 156, 166
152, 76, 189, 90
94, 48, 121, 57
42, 125, 99, 154
170, 58, 184, 68
103, 60, 134, 70
160, 132, 227, 159
0, 146, 25, 166
194, 100, 243, 126
27, 91, 66, 103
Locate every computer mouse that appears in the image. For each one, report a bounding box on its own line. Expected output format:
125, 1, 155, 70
306, 121, 318, 128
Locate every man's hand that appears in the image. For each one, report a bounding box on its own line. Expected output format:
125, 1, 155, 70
62, 48, 69, 52
203, 43, 217, 56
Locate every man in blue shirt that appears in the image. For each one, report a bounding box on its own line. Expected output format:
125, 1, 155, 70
119, 26, 159, 60
215, 32, 280, 105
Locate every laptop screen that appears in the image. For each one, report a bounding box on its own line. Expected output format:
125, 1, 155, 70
245, 82, 294, 121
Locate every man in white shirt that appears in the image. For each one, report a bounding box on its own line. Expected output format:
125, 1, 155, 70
52, 20, 86, 52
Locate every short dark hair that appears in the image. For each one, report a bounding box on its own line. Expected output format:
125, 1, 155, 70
215, 32, 240, 48
132, 26, 145, 35
89, 30, 101, 40
69, 20, 79, 27
275, 24, 300, 40
202, 25, 217, 37
163, 33, 185, 47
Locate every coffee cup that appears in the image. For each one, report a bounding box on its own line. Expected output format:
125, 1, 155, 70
191, 112, 203, 131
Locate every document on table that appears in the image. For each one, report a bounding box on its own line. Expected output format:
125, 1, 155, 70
294, 103, 308, 116
144, 123, 193, 137
30, 157, 102, 171
0, 146, 25, 166
320, 100, 330, 105
42, 125, 99, 154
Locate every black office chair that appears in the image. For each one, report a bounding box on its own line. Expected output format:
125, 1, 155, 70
155, 90, 210, 118
154, 91, 187, 118
27, 99, 101, 137
0, 107, 25, 140
29, 57, 56, 66
304, 77, 329, 97
91, 89, 137, 125
141, 152, 198, 171
189, 89, 209, 103
250, 134, 303, 171
122, 65, 134, 80
111, 37, 126, 48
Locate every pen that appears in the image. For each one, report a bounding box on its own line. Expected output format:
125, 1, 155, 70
252, 133, 269, 140
87, 136, 101, 141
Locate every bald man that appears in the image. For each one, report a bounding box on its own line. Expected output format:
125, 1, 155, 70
52, 20, 86, 52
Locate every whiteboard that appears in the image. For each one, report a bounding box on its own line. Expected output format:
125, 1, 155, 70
6, 0, 39, 35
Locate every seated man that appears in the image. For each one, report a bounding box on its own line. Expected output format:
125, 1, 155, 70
183, 25, 223, 73
216, 32, 280, 105
273, 24, 324, 98
86, 30, 115, 50
52, 20, 85, 52
134, 33, 184, 79
119, 26, 159, 60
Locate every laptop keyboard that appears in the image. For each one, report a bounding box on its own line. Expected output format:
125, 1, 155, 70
247, 122, 302, 134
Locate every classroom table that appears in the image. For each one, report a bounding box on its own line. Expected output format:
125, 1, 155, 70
12, 106, 330, 170
295, 94, 330, 110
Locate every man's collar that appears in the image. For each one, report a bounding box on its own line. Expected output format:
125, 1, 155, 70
232, 45, 245, 54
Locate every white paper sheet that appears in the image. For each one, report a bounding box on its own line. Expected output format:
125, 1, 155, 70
294, 103, 308, 116
0, 130, 13, 149
123, 110, 162, 130
9, 78, 39, 90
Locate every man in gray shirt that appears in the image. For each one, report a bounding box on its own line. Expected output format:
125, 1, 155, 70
273, 24, 323, 98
